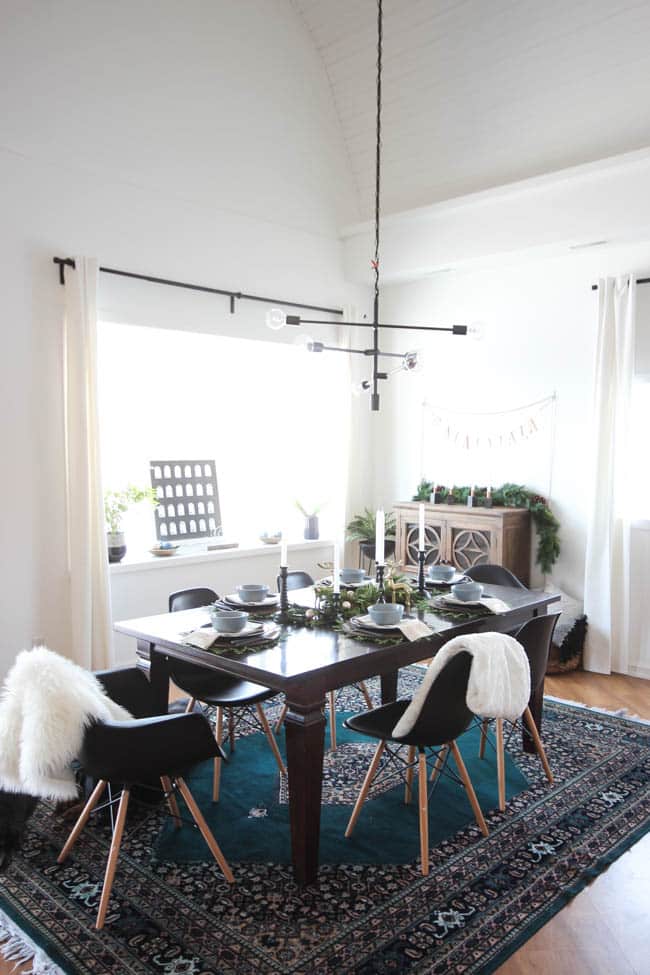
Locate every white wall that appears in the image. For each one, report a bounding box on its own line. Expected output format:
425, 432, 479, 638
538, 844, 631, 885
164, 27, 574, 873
376, 243, 650, 597
0, 0, 367, 676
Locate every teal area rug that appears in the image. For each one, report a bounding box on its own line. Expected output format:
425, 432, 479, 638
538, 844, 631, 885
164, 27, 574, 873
156, 716, 529, 865
0, 671, 648, 975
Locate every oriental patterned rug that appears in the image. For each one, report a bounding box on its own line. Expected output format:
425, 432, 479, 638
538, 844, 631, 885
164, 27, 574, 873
0, 672, 648, 975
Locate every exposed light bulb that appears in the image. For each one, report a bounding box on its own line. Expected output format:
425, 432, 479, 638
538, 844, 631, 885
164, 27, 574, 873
467, 322, 484, 341
265, 307, 286, 330
307, 341, 324, 353
352, 379, 371, 397
402, 350, 421, 372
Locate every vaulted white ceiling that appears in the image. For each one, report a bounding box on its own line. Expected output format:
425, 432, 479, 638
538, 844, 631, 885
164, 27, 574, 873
291, 0, 650, 221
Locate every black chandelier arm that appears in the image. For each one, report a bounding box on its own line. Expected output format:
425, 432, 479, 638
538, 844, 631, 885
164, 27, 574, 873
296, 317, 466, 335
52, 257, 344, 318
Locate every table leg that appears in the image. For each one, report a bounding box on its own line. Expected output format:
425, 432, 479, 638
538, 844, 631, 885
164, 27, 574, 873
146, 644, 171, 715
381, 671, 398, 704
524, 682, 544, 754
522, 606, 546, 755
284, 696, 326, 885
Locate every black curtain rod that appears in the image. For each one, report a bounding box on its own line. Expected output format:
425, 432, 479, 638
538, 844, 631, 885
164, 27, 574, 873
591, 276, 650, 291
52, 257, 344, 317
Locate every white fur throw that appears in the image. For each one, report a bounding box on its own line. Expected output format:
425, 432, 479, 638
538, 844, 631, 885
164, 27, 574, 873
0, 647, 132, 800
392, 632, 531, 738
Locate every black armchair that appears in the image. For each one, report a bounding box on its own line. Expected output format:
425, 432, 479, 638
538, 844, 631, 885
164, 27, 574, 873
465, 563, 527, 588
477, 613, 560, 810
343, 652, 488, 875
168, 588, 286, 802
57, 667, 234, 930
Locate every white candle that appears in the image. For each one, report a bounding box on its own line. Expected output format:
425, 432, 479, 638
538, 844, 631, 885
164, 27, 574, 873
418, 503, 425, 551
332, 543, 340, 594
375, 509, 385, 566
280, 539, 288, 567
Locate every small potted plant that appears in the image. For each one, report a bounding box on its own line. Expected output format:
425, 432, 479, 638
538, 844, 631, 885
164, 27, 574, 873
295, 500, 322, 540
105, 485, 158, 563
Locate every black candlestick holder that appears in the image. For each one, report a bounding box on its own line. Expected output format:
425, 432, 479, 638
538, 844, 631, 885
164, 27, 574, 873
315, 590, 342, 624
276, 566, 291, 624
417, 550, 427, 596
375, 563, 386, 601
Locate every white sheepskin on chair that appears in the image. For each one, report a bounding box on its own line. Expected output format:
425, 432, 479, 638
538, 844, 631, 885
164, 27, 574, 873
0, 647, 132, 800
392, 632, 531, 738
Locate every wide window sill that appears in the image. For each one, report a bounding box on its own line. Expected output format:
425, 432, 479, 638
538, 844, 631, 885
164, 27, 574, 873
109, 538, 334, 574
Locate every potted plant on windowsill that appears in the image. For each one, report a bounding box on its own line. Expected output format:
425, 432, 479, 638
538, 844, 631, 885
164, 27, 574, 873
105, 485, 158, 563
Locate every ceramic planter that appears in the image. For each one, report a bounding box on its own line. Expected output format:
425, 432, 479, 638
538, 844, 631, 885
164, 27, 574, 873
107, 531, 127, 563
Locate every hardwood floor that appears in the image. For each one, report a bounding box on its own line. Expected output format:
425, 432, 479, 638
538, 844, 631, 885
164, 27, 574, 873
1, 671, 647, 975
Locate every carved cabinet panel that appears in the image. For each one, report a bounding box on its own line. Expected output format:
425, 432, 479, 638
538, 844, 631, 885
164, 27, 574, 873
393, 502, 531, 584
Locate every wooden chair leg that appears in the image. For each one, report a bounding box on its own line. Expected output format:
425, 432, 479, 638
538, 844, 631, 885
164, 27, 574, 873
429, 744, 449, 782
184, 697, 196, 714
359, 681, 373, 710
175, 777, 234, 884
96, 787, 130, 930
418, 750, 429, 876
449, 741, 489, 837
523, 706, 554, 783
255, 703, 287, 777
404, 745, 416, 803
213, 706, 224, 802
228, 708, 236, 753
345, 740, 385, 838
160, 776, 182, 828
496, 718, 506, 811
328, 690, 337, 751
57, 779, 107, 863
478, 718, 489, 758
274, 702, 288, 734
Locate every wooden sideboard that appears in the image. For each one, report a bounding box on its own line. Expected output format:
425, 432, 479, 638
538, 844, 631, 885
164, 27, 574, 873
393, 502, 531, 585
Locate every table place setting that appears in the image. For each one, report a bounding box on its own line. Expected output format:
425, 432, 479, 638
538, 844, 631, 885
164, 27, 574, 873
431, 580, 511, 618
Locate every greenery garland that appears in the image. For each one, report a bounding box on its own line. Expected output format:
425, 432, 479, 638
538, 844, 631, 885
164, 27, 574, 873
412, 480, 560, 574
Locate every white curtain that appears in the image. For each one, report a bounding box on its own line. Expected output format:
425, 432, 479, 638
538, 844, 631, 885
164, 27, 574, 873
63, 258, 112, 669
583, 275, 636, 674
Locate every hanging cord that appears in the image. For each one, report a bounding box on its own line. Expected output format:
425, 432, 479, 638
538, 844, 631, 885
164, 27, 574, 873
371, 0, 383, 408
373, 0, 383, 324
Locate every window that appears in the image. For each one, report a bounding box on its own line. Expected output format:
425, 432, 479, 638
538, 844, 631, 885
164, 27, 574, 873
97, 322, 350, 553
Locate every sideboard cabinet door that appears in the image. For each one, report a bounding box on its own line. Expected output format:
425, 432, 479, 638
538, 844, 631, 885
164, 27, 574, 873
393, 502, 531, 585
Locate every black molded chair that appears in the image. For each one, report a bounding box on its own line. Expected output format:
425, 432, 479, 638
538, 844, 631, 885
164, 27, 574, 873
168, 588, 285, 801
343, 652, 488, 875
477, 613, 560, 810
274, 571, 373, 749
57, 667, 233, 930
465, 563, 527, 589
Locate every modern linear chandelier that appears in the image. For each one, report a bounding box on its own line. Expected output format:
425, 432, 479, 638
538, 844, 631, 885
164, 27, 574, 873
266, 0, 470, 411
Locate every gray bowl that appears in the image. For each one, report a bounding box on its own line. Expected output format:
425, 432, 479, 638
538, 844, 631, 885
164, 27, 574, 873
236, 584, 270, 604
428, 564, 455, 582
451, 581, 483, 602
340, 568, 366, 584
210, 608, 248, 633
368, 602, 405, 626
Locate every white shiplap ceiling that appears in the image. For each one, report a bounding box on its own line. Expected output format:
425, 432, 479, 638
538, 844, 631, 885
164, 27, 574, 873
290, 0, 650, 221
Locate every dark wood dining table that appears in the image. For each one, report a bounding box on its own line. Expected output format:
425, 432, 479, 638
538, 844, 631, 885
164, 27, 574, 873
114, 583, 560, 885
